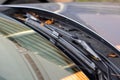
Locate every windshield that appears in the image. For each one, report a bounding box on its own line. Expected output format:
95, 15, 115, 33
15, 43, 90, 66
0, 14, 89, 80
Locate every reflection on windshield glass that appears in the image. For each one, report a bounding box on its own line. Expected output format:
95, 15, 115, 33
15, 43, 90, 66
0, 16, 87, 80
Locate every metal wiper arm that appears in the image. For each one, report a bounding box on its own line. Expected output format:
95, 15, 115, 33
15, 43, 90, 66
23, 13, 120, 79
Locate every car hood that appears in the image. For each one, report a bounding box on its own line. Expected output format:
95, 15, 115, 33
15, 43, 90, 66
79, 14, 120, 51
25, 2, 120, 51
61, 3, 120, 51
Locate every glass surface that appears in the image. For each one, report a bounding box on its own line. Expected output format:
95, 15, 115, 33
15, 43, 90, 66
0, 16, 83, 80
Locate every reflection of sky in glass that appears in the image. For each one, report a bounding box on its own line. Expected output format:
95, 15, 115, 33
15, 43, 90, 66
79, 14, 120, 50
0, 16, 81, 80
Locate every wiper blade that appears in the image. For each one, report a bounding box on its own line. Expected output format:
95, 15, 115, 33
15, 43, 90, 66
16, 13, 120, 79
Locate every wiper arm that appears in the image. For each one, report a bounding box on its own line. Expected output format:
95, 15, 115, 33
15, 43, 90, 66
18, 13, 120, 79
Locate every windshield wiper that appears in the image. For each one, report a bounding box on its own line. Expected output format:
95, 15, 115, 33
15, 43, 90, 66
17, 13, 120, 80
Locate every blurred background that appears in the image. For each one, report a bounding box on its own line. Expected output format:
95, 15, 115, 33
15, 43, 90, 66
1, 0, 120, 4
